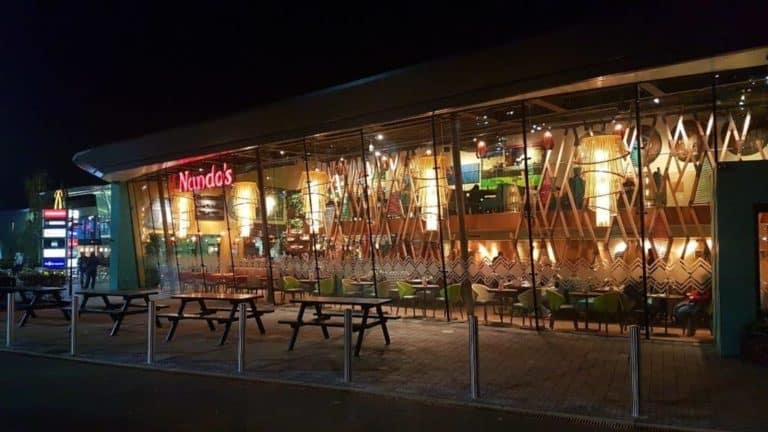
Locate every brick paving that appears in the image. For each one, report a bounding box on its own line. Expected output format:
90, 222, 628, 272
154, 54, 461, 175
3, 300, 767, 431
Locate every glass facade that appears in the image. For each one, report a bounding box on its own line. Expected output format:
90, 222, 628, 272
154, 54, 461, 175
125, 66, 768, 340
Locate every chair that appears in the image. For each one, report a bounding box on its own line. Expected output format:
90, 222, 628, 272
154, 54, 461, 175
378, 280, 399, 313
544, 288, 577, 330
281, 276, 302, 302
395, 281, 418, 317
590, 291, 624, 333
342, 278, 362, 297
314, 278, 335, 297
510, 288, 536, 327
435, 283, 464, 319
472, 283, 499, 323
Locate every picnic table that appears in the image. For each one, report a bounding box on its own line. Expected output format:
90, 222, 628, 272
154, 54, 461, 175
160, 292, 271, 345
77, 289, 162, 336
0, 286, 70, 327
278, 297, 393, 356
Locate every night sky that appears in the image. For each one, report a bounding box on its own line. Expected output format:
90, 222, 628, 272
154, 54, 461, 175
0, 1, 763, 209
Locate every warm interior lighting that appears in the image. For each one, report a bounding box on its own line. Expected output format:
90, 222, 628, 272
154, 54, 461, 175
301, 170, 330, 234
265, 194, 276, 217
577, 134, 628, 227
174, 193, 194, 239
413, 153, 448, 232
231, 181, 258, 238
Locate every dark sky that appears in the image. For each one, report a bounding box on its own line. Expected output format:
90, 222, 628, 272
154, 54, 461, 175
0, 1, 764, 208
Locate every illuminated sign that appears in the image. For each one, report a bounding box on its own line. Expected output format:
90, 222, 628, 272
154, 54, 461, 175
43, 249, 66, 258
178, 163, 234, 193
43, 228, 67, 238
43, 209, 67, 219
43, 258, 66, 269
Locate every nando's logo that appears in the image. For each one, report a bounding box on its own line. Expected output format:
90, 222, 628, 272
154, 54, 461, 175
177, 163, 234, 193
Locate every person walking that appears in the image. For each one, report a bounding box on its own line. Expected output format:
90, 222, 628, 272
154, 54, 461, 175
77, 254, 87, 289
84, 252, 99, 290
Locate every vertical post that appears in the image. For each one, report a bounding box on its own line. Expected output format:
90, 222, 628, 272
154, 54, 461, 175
520, 103, 540, 331
629, 325, 642, 418
255, 148, 276, 304
302, 139, 323, 288
343, 308, 352, 383
358, 130, 380, 298
147, 300, 156, 365
237, 303, 246, 373
634, 85, 651, 339
468, 315, 480, 399
5, 292, 15, 348
430, 115, 451, 321
70, 294, 80, 356
450, 114, 473, 316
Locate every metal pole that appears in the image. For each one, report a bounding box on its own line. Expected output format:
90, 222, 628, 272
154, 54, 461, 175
147, 300, 156, 365
520, 103, 540, 331
469, 315, 480, 399
237, 303, 246, 373
5, 292, 15, 348
70, 294, 80, 356
629, 324, 641, 418
358, 130, 380, 298
343, 308, 352, 383
430, 115, 451, 321
255, 148, 276, 304
634, 85, 651, 339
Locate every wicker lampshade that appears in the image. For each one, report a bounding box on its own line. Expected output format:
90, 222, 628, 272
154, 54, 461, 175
230, 181, 258, 237
575, 134, 629, 227
300, 169, 330, 234
173, 193, 195, 238
412, 153, 448, 231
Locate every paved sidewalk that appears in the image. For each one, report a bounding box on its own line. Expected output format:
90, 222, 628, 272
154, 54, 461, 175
3, 301, 767, 431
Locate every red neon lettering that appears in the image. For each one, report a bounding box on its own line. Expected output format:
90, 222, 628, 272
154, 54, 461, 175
176, 164, 235, 193
43, 209, 68, 219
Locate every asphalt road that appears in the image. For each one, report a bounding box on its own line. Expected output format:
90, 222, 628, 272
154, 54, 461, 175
0, 352, 656, 431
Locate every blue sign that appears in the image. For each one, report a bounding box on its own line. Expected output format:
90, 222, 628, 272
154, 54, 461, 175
43, 258, 66, 269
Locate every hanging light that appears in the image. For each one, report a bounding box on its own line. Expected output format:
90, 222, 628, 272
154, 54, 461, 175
300, 169, 330, 234
173, 193, 195, 239
231, 181, 258, 237
412, 152, 448, 232
476, 139, 488, 158
575, 134, 629, 227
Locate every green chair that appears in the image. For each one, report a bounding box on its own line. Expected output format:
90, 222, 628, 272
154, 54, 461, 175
314, 278, 335, 297
472, 283, 499, 323
510, 288, 536, 327
395, 281, 418, 317
435, 283, 464, 319
590, 291, 623, 333
342, 278, 362, 297
545, 288, 577, 330
281, 275, 302, 302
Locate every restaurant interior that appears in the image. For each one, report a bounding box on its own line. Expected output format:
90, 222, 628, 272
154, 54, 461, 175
124, 66, 768, 342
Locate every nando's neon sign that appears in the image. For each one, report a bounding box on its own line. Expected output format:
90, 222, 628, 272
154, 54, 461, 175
177, 163, 234, 193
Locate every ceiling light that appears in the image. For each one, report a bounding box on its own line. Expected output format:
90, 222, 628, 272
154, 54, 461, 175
376, 134, 384, 140
653, 97, 660, 104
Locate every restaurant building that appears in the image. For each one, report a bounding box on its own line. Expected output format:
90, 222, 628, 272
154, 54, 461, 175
73, 30, 768, 357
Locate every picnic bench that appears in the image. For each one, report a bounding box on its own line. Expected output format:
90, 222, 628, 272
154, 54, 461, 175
76, 289, 164, 336
159, 292, 272, 345
278, 297, 393, 357
0, 286, 70, 327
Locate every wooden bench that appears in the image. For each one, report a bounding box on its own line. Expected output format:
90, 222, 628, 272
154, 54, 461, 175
313, 310, 401, 320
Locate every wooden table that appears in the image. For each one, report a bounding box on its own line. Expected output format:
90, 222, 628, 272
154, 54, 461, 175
648, 292, 686, 335
486, 287, 523, 324
0, 286, 70, 327
412, 284, 440, 317
278, 297, 392, 356
569, 291, 604, 330
160, 292, 269, 345
77, 289, 161, 336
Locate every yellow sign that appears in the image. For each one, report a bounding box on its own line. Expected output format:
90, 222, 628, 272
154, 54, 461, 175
53, 189, 65, 210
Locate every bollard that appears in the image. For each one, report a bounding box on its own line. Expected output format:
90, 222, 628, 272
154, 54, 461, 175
147, 300, 156, 365
5, 292, 15, 348
629, 324, 641, 418
70, 295, 80, 356
469, 314, 480, 399
237, 303, 246, 373
343, 308, 352, 383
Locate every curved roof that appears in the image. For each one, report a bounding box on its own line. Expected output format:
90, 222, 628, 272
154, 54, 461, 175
73, 22, 768, 182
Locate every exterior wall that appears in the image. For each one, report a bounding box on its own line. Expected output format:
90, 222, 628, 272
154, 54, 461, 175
715, 161, 767, 356
109, 183, 138, 290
